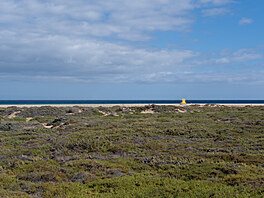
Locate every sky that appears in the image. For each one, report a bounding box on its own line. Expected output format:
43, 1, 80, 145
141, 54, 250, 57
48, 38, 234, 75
0, 0, 264, 100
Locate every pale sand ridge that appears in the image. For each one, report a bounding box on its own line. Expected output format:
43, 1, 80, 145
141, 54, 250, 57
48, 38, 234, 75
1, 104, 264, 108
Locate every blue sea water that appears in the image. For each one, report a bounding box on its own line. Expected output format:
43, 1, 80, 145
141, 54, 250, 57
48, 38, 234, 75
0, 100, 264, 105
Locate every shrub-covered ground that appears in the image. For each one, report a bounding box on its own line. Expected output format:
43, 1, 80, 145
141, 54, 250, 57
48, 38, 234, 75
0, 105, 263, 197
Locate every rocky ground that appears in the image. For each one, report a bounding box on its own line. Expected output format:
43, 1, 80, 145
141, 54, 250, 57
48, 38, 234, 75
0, 105, 264, 197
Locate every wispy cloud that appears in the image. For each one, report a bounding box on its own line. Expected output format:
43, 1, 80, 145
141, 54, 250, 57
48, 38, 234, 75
239, 17, 253, 25
214, 49, 262, 64
198, 0, 234, 6
202, 8, 230, 16
0, 0, 197, 41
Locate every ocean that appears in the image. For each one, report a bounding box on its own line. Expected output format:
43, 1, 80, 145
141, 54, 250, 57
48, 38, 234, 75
0, 100, 264, 105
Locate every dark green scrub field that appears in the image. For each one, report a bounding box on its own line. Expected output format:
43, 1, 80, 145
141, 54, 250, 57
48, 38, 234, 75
0, 105, 263, 197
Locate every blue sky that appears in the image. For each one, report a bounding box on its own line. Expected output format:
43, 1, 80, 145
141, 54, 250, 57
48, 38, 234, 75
0, 0, 263, 99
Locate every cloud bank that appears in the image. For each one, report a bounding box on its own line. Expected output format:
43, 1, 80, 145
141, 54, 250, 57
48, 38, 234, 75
0, 0, 263, 85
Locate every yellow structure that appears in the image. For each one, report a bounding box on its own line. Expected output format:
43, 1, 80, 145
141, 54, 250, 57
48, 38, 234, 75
181, 99, 186, 105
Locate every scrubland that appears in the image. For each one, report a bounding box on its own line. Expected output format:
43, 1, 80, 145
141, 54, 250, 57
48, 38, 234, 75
0, 105, 263, 197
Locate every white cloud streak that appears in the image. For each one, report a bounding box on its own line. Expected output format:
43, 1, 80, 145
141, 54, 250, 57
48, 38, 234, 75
239, 17, 253, 25
214, 49, 262, 64
198, 0, 234, 6
202, 8, 230, 16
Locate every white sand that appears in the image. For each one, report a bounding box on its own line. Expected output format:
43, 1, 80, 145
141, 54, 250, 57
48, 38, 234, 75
0, 104, 264, 108
141, 109, 155, 114
7, 111, 21, 118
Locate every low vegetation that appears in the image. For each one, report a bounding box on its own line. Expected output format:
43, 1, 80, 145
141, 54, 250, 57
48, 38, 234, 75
0, 105, 263, 197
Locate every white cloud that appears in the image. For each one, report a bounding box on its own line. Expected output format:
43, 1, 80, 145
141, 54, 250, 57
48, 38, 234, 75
0, 32, 198, 82
214, 49, 262, 64
198, 0, 234, 6
215, 58, 230, 64
126, 70, 264, 84
0, 0, 263, 85
239, 17, 253, 25
232, 49, 262, 61
0, 0, 197, 41
202, 8, 230, 16
192, 48, 263, 67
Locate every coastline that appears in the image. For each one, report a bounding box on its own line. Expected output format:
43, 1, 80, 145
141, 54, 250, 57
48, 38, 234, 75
1, 103, 264, 108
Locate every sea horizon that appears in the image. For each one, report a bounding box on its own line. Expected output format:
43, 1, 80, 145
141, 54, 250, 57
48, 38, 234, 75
1, 100, 264, 105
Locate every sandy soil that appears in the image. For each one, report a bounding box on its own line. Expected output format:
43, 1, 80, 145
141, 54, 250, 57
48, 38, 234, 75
42, 123, 53, 129
141, 109, 155, 114
1, 104, 264, 108
26, 117, 33, 122
7, 111, 21, 118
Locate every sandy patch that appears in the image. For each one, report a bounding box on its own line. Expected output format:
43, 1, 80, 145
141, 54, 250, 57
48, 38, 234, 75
98, 110, 119, 116
98, 110, 111, 116
176, 109, 187, 113
122, 108, 135, 114
26, 117, 33, 122
1, 104, 264, 108
42, 123, 53, 129
141, 109, 155, 114
8, 111, 21, 118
